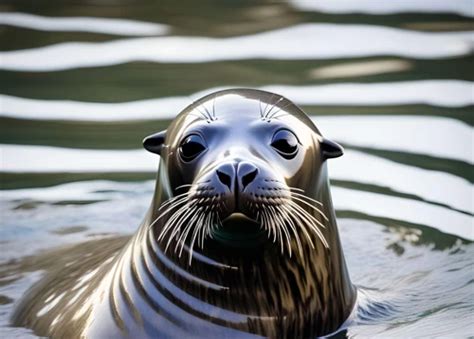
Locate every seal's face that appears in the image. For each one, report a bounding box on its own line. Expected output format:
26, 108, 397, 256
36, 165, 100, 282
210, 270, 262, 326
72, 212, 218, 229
144, 89, 343, 262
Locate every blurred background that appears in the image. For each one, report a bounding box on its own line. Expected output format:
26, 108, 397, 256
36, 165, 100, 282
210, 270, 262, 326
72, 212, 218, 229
0, 1, 473, 337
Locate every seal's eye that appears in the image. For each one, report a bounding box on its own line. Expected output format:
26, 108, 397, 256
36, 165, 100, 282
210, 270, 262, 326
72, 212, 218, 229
271, 129, 299, 159
179, 134, 207, 161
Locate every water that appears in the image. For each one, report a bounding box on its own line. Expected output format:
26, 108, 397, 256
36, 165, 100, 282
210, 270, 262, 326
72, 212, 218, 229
0, 1, 473, 337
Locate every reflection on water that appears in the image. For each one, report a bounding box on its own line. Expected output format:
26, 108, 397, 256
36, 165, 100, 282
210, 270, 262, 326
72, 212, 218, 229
1, 24, 472, 71
0, 12, 170, 36
2, 81, 473, 122
308, 59, 413, 79
290, 0, 474, 17
0, 0, 473, 337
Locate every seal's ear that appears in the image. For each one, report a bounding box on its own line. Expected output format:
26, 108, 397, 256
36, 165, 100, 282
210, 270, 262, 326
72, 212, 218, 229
321, 138, 344, 160
143, 130, 166, 155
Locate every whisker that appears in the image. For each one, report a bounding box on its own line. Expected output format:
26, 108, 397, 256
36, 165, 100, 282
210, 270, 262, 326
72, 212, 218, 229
199, 218, 206, 250
282, 205, 315, 250
270, 205, 290, 256
157, 200, 192, 238
152, 197, 188, 226
157, 203, 188, 243
289, 203, 329, 248
265, 96, 284, 119
187, 212, 205, 265
274, 207, 292, 257
288, 187, 305, 193
287, 202, 322, 233
261, 208, 272, 239
149, 196, 188, 230
158, 193, 189, 211
188, 112, 204, 119
197, 204, 211, 250
216, 210, 223, 230
212, 211, 222, 236
201, 197, 216, 247
268, 205, 283, 252
177, 208, 203, 257
289, 200, 326, 230
202, 211, 212, 240
174, 183, 193, 191
270, 112, 291, 120
291, 196, 329, 221
267, 101, 293, 120
209, 212, 217, 240
263, 93, 275, 119
212, 96, 217, 120
269, 206, 285, 254
194, 106, 211, 120
290, 191, 324, 207
280, 207, 303, 257
164, 204, 197, 253
290, 207, 326, 248
264, 208, 276, 243
203, 104, 214, 120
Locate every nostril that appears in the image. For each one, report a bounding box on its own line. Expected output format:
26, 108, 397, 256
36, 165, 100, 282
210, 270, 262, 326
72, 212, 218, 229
216, 170, 232, 189
242, 168, 258, 189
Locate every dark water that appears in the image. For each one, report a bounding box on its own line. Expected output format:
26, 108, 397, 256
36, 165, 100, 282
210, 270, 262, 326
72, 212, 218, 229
0, 1, 473, 337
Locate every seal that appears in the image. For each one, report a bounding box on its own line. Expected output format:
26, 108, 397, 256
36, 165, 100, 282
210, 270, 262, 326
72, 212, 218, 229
12, 89, 356, 338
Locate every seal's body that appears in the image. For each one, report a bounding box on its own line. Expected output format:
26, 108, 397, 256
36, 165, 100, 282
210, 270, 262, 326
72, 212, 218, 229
13, 89, 356, 338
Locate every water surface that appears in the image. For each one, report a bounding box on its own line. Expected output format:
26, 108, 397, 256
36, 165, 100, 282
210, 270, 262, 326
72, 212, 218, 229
0, 1, 473, 337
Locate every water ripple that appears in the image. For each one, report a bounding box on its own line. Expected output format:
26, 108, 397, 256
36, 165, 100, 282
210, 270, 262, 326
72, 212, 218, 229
333, 150, 473, 213
290, 0, 474, 17
333, 187, 473, 240
316, 115, 473, 164
0, 24, 472, 71
0, 12, 170, 36
0, 145, 155, 173
1, 81, 472, 123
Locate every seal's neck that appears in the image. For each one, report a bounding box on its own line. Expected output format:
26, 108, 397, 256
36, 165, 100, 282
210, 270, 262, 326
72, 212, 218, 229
121, 186, 356, 337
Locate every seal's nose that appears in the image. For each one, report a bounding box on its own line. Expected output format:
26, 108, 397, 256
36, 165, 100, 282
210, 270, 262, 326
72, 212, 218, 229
215, 163, 235, 191
237, 162, 259, 190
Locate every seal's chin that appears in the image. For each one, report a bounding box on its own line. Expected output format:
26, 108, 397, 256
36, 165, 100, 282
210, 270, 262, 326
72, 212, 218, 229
211, 213, 267, 248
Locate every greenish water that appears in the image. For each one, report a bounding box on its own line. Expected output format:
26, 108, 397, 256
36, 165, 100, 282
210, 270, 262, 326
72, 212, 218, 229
0, 1, 473, 337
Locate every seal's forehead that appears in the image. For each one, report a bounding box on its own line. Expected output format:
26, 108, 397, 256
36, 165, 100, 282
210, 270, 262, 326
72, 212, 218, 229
177, 89, 319, 133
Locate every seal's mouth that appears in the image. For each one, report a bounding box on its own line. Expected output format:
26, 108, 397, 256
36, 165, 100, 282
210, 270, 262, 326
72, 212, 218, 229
211, 213, 267, 248
155, 181, 331, 264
